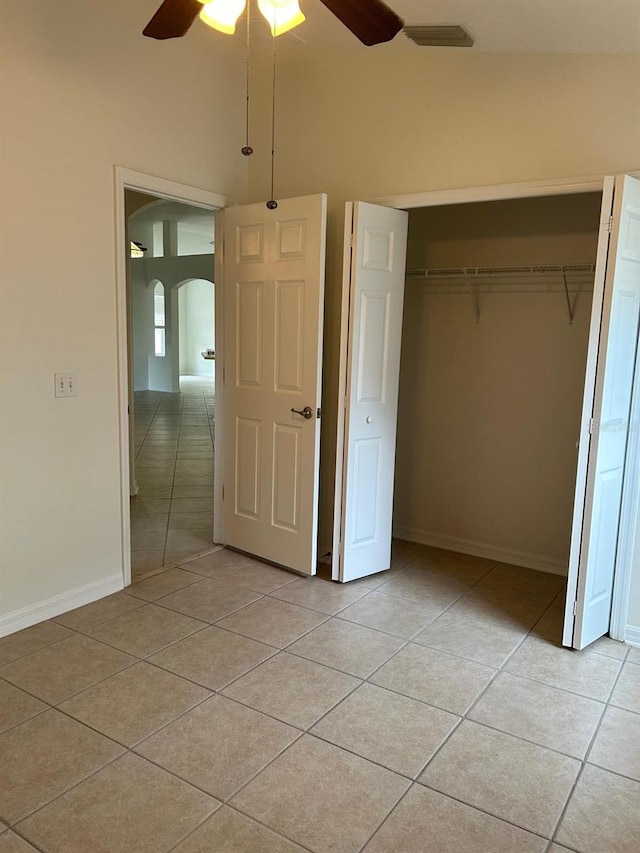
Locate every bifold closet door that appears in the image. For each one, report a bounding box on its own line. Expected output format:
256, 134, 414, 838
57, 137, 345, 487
333, 202, 408, 582
564, 174, 640, 649
221, 194, 327, 575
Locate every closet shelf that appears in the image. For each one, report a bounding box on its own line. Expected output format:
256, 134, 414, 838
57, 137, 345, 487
405, 264, 596, 325
405, 263, 596, 279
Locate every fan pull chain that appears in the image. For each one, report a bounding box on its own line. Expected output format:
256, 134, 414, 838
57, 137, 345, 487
266, 27, 278, 210
241, 3, 253, 157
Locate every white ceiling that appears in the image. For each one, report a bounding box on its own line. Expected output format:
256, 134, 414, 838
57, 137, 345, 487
282, 0, 640, 53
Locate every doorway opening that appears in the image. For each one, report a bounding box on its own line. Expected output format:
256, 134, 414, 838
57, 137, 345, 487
388, 192, 603, 644
115, 169, 225, 586
128, 197, 216, 579
394, 192, 602, 572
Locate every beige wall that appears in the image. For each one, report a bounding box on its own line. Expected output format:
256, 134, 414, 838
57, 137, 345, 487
406, 195, 604, 269
0, 3, 247, 625
247, 45, 640, 555
395, 195, 600, 570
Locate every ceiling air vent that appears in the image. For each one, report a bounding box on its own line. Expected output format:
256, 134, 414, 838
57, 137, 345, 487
403, 25, 474, 48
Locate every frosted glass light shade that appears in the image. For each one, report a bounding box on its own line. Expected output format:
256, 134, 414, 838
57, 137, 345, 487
199, 0, 247, 35
258, 0, 305, 36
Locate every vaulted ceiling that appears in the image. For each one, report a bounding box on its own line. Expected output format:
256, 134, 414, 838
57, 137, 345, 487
286, 0, 640, 53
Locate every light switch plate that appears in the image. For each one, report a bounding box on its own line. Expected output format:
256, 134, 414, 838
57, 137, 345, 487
54, 372, 77, 398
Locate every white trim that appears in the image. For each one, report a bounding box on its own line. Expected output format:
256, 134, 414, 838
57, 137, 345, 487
369, 173, 620, 210
213, 210, 225, 545
116, 167, 229, 210
114, 167, 228, 588
624, 626, 640, 647
0, 574, 124, 638
392, 525, 568, 577
332, 202, 355, 580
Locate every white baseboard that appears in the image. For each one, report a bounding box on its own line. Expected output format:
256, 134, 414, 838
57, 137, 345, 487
624, 625, 640, 647
392, 524, 568, 577
0, 573, 124, 638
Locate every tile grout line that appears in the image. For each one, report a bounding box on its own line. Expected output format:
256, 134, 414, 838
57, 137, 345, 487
162, 391, 185, 568
547, 648, 633, 847
352, 587, 590, 843
3, 749, 126, 832
132, 380, 216, 577
410, 778, 553, 847
406, 594, 588, 786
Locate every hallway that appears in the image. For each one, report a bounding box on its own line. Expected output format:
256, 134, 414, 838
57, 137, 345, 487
131, 377, 215, 579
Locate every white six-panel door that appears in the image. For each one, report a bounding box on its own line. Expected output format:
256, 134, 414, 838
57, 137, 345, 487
222, 194, 327, 575
564, 175, 640, 648
335, 202, 408, 582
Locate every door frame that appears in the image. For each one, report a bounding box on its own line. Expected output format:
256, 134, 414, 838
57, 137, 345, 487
334, 170, 640, 639
114, 166, 228, 586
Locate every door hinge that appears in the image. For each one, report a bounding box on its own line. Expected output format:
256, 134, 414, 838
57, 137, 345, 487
336, 541, 342, 556
589, 418, 595, 434
343, 396, 348, 408
317, 407, 321, 419
573, 601, 577, 616
608, 215, 613, 234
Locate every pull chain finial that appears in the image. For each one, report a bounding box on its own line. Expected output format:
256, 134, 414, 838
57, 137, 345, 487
266, 23, 278, 210
241, 4, 253, 157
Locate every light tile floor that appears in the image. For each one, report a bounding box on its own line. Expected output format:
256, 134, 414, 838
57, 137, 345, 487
131, 376, 215, 579
1, 543, 639, 852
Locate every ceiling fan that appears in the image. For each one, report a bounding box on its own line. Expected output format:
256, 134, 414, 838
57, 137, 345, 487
143, 0, 405, 47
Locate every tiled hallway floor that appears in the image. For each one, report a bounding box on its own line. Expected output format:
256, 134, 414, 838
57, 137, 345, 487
131, 376, 215, 579
1, 543, 639, 852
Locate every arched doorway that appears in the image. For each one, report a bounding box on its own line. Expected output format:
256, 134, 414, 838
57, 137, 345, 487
177, 277, 215, 383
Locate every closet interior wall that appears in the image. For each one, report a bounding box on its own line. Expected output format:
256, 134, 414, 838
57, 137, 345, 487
393, 193, 603, 575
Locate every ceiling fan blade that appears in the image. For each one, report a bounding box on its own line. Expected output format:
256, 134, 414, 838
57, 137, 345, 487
143, 0, 203, 40
319, 0, 404, 46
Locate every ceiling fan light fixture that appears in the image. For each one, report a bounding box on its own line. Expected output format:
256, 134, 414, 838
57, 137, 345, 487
199, 0, 247, 35
257, 0, 305, 37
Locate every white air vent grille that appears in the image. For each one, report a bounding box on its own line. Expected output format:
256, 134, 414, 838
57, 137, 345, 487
404, 25, 474, 48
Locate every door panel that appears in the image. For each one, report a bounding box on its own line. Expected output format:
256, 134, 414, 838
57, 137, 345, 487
336, 202, 409, 582
236, 282, 263, 387
565, 175, 640, 648
235, 418, 261, 519
272, 423, 301, 531
223, 195, 327, 575
274, 281, 304, 392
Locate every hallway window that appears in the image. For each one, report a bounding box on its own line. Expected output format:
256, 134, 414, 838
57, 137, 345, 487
154, 282, 166, 356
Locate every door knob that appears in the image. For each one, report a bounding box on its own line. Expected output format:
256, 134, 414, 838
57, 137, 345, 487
291, 406, 313, 420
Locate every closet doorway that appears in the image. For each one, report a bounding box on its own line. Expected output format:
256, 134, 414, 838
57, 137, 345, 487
333, 175, 640, 652
394, 193, 601, 577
